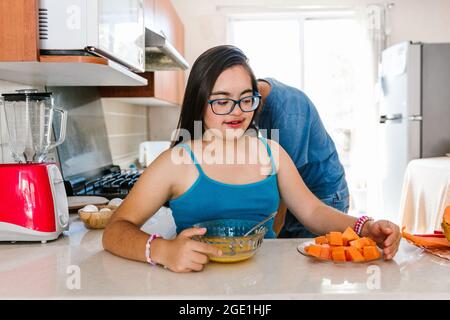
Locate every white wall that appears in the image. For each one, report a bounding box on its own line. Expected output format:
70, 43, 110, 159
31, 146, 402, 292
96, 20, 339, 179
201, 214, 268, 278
173, 0, 450, 67
387, 0, 450, 44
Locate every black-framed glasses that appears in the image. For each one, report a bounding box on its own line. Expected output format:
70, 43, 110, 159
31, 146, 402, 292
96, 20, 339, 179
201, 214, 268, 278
207, 94, 261, 115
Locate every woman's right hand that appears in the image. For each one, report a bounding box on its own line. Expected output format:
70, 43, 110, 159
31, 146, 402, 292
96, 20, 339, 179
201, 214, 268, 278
152, 227, 222, 272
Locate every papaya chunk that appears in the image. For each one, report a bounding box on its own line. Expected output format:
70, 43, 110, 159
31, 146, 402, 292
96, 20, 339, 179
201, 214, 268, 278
328, 232, 344, 246
349, 238, 365, 252
306, 245, 322, 258
362, 237, 377, 246
315, 236, 328, 245
342, 227, 360, 243
346, 246, 365, 262
320, 245, 332, 260
331, 246, 346, 262
363, 246, 381, 261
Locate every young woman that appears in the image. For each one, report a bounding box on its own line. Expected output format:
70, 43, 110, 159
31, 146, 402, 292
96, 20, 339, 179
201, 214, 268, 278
102, 45, 401, 273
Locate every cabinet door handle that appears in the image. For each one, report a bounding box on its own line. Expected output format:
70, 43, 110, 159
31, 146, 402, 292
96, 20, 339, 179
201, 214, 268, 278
408, 115, 423, 121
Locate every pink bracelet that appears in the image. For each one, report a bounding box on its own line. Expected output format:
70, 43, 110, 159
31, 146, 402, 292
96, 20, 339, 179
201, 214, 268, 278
354, 216, 373, 236
145, 233, 162, 266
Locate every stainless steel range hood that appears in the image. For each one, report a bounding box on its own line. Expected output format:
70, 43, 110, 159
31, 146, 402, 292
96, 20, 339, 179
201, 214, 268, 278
145, 28, 189, 71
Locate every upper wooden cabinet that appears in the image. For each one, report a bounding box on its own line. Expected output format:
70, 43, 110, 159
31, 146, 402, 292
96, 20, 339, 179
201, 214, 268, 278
0, 0, 147, 86
155, 0, 184, 51
154, 0, 186, 105
100, 0, 186, 106
0, 0, 39, 62
144, 0, 184, 49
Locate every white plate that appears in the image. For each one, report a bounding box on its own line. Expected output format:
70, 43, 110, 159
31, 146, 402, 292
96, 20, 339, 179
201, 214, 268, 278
297, 241, 383, 264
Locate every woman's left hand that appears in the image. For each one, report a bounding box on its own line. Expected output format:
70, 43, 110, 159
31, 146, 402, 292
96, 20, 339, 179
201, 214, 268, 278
362, 220, 401, 260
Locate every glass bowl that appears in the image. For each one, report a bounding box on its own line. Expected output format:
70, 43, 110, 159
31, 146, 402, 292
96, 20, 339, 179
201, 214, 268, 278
192, 219, 267, 263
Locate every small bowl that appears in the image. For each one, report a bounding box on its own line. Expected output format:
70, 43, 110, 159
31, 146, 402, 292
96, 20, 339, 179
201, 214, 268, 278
192, 219, 267, 263
78, 204, 117, 229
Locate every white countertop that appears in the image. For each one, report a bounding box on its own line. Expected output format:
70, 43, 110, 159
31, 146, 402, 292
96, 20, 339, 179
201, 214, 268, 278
0, 215, 449, 300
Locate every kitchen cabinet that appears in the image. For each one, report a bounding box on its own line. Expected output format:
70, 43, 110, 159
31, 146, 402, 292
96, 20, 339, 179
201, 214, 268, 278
100, 0, 186, 106
0, 0, 147, 86
100, 70, 184, 107
154, 0, 186, 105
0, 0, 39, 62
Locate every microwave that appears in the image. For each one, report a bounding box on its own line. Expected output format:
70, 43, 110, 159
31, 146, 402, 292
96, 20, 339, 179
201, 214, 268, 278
38, 0, 145, 72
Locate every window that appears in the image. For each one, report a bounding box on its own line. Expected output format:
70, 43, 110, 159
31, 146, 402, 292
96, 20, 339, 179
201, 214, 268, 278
229, 18, 303, 89
229, 14, 373, 215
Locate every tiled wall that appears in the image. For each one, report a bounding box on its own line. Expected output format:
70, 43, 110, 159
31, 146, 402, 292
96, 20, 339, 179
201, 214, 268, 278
147, 104, 180, 141
101, 100, 180, 169
101, 99, 149, 169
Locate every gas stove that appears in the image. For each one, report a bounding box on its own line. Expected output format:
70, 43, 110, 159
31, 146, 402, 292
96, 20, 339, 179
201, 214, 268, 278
64, 165, 143, 199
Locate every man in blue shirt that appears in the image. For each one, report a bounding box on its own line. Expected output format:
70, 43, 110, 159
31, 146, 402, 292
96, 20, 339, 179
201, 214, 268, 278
256, 78, 349, 238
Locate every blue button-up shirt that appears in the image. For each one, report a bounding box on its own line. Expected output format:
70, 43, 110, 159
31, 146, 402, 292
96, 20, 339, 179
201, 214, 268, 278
256, 78, 348, 200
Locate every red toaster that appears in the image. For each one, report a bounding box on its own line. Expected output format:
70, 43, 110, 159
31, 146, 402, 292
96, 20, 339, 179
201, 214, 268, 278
0, 163, 69, 243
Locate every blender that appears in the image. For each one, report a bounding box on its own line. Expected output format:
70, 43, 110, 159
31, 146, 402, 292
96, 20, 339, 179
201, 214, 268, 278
0, 89, 69, 242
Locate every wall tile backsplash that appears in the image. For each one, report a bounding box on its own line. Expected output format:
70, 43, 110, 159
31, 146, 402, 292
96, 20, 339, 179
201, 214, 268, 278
101, 98, 149, 169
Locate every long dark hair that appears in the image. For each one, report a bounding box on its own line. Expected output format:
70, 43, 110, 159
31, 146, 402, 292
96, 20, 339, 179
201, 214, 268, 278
171, 45, 259, 147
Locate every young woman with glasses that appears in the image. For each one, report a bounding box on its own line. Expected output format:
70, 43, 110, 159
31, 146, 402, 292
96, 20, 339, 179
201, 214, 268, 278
103, 45, 401, 273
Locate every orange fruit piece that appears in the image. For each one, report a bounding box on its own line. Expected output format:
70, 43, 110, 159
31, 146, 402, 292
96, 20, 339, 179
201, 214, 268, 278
349, 238, 365, 253
363, 246, 381, 261
315, 236, 328, 245
346, 246, 366, 262
328, 232, 344, 246
342, 227, 360, 243
306, 245, 322, 258
361, 237, 377, 246
320, 245, 332, 260
331, 246, 346, 262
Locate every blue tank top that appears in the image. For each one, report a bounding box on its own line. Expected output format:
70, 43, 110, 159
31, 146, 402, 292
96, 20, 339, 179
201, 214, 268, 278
169, 136, 280, 238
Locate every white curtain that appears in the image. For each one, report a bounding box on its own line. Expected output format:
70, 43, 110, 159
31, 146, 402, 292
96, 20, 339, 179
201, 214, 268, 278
354, 4, 392, 218
365, 4, 388, 81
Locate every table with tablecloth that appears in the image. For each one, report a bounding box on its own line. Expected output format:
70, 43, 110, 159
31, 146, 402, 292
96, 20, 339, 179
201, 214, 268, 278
399, 157, 450, 234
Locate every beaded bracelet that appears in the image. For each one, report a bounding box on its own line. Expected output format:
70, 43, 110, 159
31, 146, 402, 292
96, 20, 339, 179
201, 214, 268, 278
145, 233, 162, 266
354, 216, 373, 236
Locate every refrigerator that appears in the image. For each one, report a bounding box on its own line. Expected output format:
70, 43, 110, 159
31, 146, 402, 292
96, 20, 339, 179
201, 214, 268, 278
378, 41, 450, 222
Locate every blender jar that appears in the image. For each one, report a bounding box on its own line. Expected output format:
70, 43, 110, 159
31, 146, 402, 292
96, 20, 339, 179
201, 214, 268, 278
0, 89, 67, 163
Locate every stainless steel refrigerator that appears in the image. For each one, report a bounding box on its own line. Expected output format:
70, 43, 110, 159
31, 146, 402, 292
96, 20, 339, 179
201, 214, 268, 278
378, 41, 450, 222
